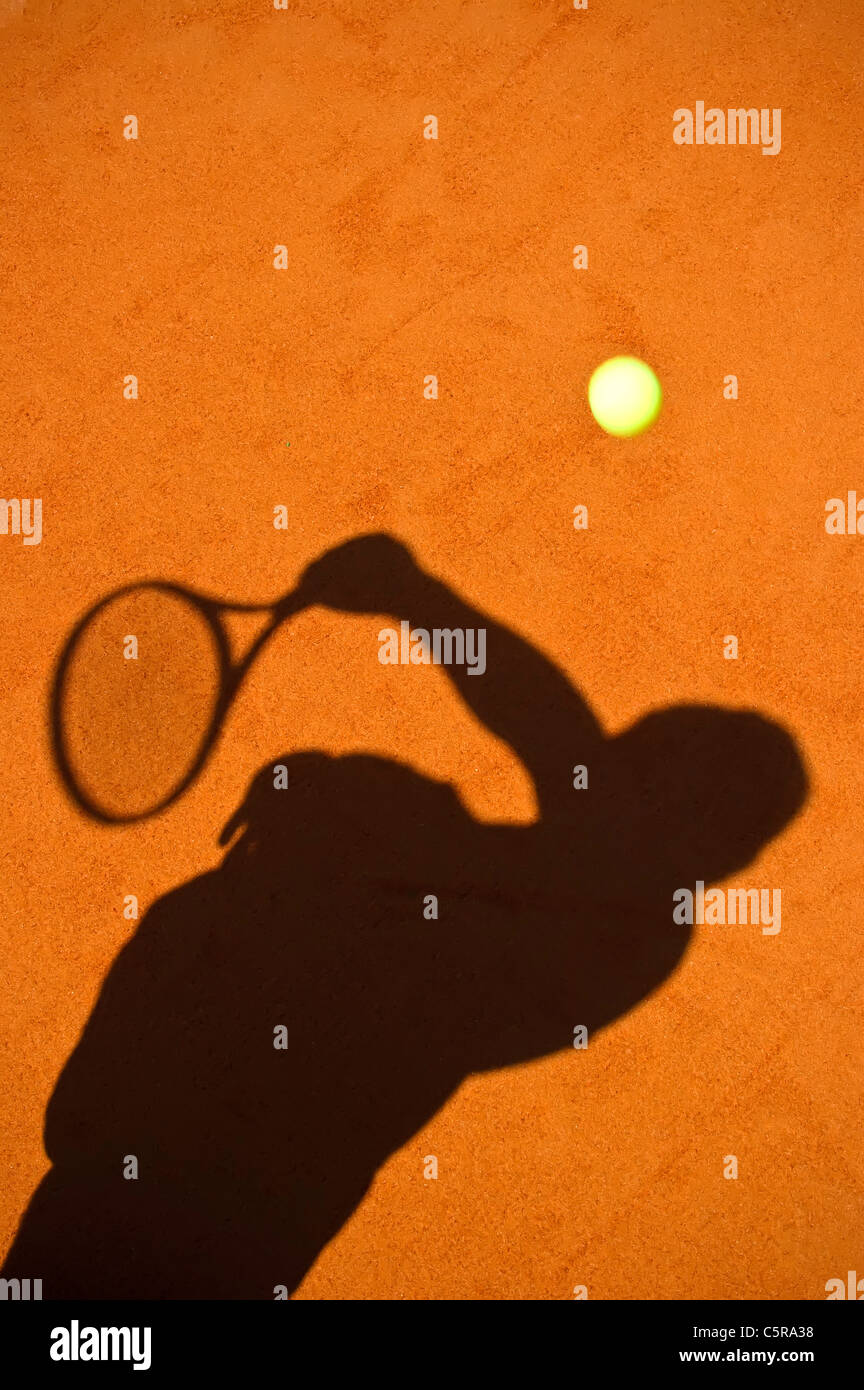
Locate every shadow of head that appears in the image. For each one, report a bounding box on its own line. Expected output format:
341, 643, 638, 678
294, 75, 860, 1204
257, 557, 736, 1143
601, 704, 808, 883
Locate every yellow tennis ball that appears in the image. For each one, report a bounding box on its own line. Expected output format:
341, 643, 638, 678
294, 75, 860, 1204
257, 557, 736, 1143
588, 356, 662, 437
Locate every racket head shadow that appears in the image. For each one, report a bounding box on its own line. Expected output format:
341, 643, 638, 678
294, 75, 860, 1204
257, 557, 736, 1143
52, 582, 232, 823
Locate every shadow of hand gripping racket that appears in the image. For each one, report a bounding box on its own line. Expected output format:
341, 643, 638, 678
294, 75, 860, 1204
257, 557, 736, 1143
4, 535, 808, 1298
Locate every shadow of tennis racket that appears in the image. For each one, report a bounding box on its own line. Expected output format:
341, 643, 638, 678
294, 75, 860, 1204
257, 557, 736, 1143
52, 580, 302, 823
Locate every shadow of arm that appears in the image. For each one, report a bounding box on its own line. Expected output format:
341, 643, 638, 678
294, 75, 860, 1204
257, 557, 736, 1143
403, 572, 605, 815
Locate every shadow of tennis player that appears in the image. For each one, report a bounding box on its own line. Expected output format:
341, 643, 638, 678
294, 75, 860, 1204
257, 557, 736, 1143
2, 535, 808, 1298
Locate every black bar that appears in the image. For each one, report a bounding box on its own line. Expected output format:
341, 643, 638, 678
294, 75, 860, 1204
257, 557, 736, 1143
0, 1299, 856, 1377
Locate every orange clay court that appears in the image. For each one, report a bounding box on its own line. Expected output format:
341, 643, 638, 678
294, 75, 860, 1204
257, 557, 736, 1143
0, 0, 862, 1300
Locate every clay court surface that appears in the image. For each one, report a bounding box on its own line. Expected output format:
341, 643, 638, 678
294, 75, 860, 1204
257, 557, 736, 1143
1, 0, 862, 1298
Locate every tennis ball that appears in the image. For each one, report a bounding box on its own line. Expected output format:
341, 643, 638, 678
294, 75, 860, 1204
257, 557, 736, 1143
588, 356, 662, 437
